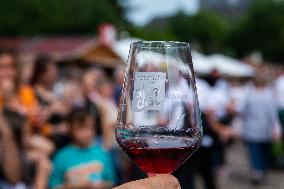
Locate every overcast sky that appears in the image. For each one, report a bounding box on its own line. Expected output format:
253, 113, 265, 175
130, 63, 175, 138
123, 0, 199, 26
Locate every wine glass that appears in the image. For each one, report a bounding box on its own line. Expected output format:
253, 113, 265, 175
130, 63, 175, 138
116, 41, 202, 176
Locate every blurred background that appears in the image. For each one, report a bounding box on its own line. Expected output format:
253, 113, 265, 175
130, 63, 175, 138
0, 0, 283, 189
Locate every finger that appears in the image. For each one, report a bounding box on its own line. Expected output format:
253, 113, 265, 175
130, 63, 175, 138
114, 174, 180, 189
146, 175, 180, 189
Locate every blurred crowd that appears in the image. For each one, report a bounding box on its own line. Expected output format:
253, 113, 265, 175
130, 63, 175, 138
0, 49, 127, 189
0, 48, 284, 189
175, 67, 283, 189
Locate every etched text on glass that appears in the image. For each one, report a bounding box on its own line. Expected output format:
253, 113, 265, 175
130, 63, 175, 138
132, 72, 166, 111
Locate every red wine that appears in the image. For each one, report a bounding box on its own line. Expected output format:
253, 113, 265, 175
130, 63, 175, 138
119, 136, 199, 174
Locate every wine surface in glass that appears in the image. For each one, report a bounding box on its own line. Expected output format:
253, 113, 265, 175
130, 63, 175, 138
118, 135, 199, 174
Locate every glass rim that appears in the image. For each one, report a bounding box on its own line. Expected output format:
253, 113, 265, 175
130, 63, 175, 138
131, 41, 190, 49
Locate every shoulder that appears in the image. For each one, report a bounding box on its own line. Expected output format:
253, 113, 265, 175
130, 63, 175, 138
53, 145, 76, 161
19, 85, 35, 97
276, 75, 284, 83
91, 144, 107, 153
275, 76, 284, 90
18, 85, 37, 105
90, 144, 111, 158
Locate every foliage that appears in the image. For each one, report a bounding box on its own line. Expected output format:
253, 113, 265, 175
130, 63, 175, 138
126, 24, 176, 41
169, 11, 229, 54
0, 0, 283, 62
228, 0, 284, 62
0, 0, 125, 35
131, 0, 284, 63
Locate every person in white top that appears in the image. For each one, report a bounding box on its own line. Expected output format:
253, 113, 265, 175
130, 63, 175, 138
241, 75, 281, 184
275, 73, 284, 109
175, 76, 234, 189
202, 70, 235, 176
275, 72, 284, 128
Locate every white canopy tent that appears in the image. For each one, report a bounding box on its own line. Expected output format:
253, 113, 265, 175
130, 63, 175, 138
113, 38, 255, 77
207, 54, 255, 77
191, 51, 214, 74
113, 37, 141, 62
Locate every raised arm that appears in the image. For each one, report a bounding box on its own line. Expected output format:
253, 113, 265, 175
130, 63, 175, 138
0, 114, 22, 184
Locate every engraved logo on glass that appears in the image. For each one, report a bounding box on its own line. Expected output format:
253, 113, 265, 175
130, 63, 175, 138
132, 72, 166, 111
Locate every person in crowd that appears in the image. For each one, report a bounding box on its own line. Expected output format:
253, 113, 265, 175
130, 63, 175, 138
96, 78, 118, 149
62, 71, 105, 145
241, 74, 281, 184
62, 79, 85, 109
96, 78, 130, 185
229, 79, 250, 135
275, 70, 284, 132
22, 54, 69, 189
0, 49, 53, 189
113, 65, 125, 105
82, 70, 103, 142
202, 69, 235, 175
174, 78, 218, 189
175, 75, 236, 189
49, 107, 116, 189
0, 49, 37, 119
29, 55, 69, 150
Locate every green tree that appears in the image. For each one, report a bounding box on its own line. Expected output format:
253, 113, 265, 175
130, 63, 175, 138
0, 0, 126, 35
127, 24, 176, 41
169, 11, 229, 53
229, 0, 284, 62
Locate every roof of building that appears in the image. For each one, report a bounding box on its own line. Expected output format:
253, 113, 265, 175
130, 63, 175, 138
0, 36, 124, 67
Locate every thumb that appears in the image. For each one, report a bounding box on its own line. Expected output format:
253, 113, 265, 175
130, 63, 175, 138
114, 174, 180, 189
